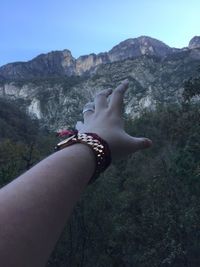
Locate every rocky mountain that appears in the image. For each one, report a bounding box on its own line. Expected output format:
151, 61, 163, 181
0, 36, 200, 130
0, 50, 76, 81
0, 36, 182, 80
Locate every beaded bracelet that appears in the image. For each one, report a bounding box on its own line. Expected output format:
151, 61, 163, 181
55, 131, 111, 183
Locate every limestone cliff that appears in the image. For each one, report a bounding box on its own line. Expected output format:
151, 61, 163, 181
76, 53, 109, 75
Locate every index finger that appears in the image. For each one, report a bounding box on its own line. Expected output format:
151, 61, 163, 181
109, 79, 129, 115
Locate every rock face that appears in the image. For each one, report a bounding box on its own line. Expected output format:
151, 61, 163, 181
0, 36, 183, 80
0, 35, 200, 130
76, 53, 109, 75
188, 36, 200, 49
0, 50, 76, 81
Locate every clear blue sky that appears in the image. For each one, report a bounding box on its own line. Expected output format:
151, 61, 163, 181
0, 0, 200, 66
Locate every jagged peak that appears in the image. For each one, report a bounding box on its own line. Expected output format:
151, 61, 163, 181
77, 53, 97, 60
32, 49, 75, 61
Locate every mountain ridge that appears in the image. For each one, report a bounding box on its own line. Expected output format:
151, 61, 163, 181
1, 35, 200, 130
1, 35, 200, 81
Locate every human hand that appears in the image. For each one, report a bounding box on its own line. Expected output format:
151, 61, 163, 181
76, 80, 152, 159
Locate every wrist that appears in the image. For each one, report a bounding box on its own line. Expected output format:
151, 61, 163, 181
60, 143, 96, 184
55, 131, 111, 183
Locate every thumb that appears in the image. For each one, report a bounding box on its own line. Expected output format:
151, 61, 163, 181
128, 136, 152, 152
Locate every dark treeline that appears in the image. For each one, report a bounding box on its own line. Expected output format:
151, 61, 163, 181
0, 79, 200, 267
0, 98, 56, 186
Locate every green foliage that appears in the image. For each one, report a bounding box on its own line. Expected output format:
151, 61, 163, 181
0, 98, 38, 142
183, 75, 200, 101
0, 99, 56, 187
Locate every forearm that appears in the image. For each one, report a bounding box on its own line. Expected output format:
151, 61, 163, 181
0, 144, 95, 267
0, 80, 151, 267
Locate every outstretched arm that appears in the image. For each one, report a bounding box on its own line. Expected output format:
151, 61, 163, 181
0, 80, 152, 267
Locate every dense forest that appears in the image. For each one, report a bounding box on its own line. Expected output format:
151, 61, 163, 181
0, 76, 200, 267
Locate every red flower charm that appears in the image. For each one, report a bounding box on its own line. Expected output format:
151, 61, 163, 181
56, 129, 78, 137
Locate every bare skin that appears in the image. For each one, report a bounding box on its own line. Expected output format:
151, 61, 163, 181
0, 80, 152, 267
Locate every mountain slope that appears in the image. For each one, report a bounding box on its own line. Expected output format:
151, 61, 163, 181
0, 35, 200, 130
